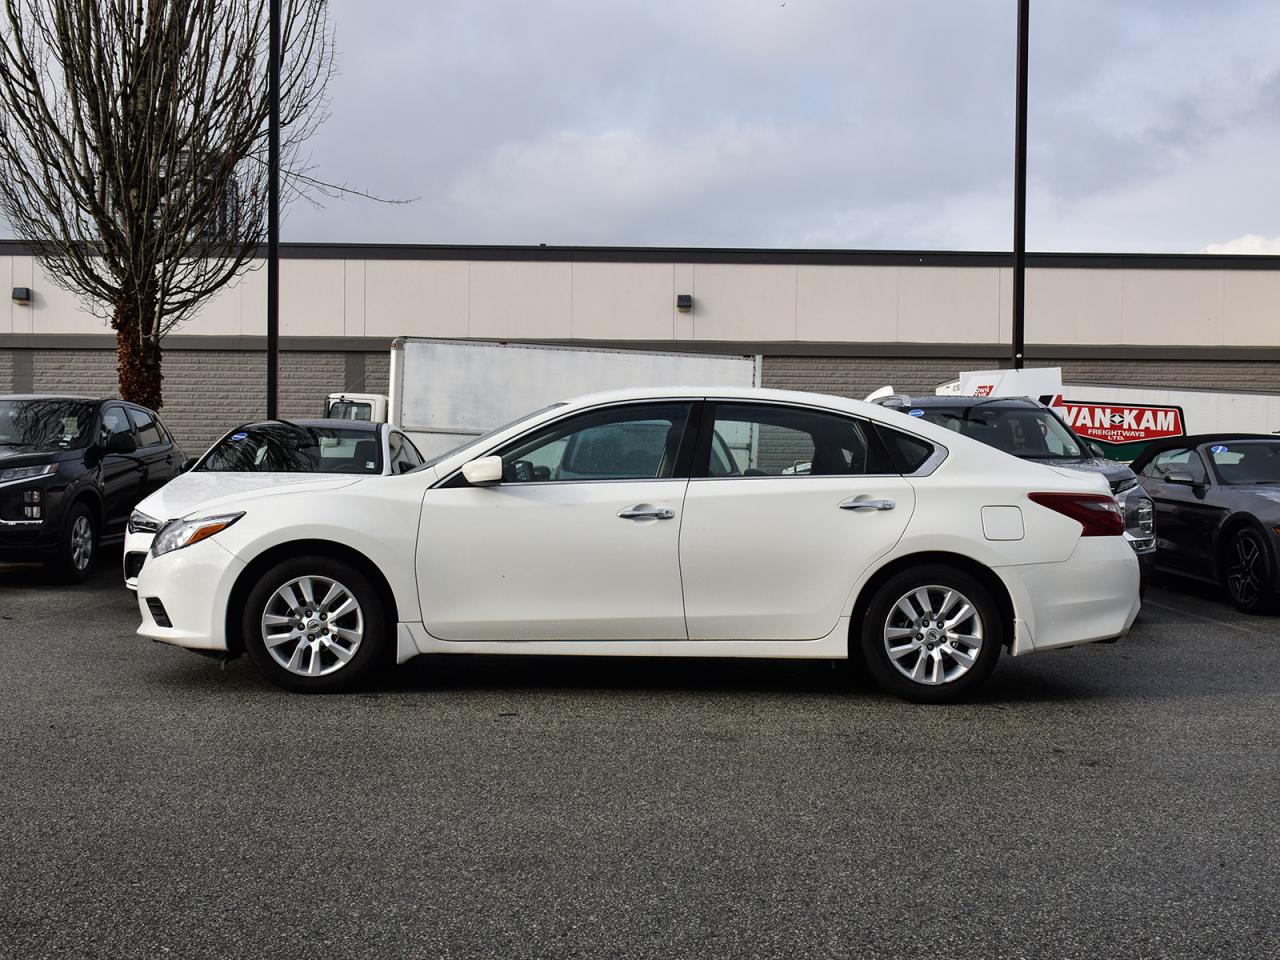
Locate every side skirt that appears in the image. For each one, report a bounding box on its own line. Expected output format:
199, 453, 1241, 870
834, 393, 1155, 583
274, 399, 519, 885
397, 617, 851, 662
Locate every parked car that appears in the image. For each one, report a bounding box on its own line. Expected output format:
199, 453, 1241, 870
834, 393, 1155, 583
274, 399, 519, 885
873, 395, 1156, 577
0, 394, 183, 580
124, 419, 424, 589
133, 387, 1140, 702
1132, 433, 1280, 613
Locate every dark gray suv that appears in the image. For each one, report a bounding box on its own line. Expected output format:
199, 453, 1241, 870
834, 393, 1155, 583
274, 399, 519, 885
874, 395, 1156, 578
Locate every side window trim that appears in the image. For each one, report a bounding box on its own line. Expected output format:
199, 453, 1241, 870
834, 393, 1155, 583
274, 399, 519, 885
690, 400, 898, 479
438, 400, 700, 488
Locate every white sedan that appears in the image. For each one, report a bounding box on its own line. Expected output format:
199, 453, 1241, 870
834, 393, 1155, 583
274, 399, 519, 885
124, 419, 425, 589
134, 387, 1140, 702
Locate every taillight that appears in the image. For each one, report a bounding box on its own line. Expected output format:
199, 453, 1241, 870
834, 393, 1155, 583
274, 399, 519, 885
1028, 492, 1124, 537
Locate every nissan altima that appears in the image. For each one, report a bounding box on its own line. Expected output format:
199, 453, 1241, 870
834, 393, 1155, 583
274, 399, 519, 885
134, 388, 1140, 702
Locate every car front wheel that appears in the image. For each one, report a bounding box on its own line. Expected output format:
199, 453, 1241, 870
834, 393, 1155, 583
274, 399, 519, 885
1223, 526, 1277, 614
242, 555, 389, 693
50, 503, 97, 583
859, 565, 1003, 703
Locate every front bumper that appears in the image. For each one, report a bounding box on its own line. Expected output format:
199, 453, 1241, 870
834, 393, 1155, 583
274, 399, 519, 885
135, 537, 245, 652
122, 529, 155, 590
997, 535, 1141, 656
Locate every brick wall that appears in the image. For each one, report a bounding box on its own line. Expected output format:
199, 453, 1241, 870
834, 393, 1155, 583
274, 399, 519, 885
32, 349, 118, 396
3, 345, 1277, 453
1029, 359, 1280, 394
761, 356, 1001, 399
0, 347, 387, 452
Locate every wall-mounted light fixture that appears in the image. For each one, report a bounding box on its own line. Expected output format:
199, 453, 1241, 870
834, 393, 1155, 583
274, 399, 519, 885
12, 287, 31, 305
675, 293, 693, 313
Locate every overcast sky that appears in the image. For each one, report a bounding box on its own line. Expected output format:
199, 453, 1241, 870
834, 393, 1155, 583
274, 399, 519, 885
10, 0, 1275, 253
280, 0, 1280, 251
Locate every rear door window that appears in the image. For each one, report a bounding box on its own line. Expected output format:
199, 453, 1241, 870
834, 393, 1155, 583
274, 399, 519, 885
127, 407, 164, 447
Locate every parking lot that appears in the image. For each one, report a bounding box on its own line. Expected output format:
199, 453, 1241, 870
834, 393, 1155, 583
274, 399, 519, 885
1, 554, 1276, 960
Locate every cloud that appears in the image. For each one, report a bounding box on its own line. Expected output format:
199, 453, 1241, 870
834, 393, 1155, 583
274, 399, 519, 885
1201, 234, 1280, 254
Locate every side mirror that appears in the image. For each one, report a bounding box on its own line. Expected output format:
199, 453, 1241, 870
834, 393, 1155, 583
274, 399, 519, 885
180, 457, 198, 473
1087, 441, 1106, 459
1165, 470, 1200, 487
105, 432, 137, 454
461, 455, 503, 486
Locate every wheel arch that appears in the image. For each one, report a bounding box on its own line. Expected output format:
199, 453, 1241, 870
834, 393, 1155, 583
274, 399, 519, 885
66, 485, 104, 532
224, 538, 400, 658
849, 551, 1016, 655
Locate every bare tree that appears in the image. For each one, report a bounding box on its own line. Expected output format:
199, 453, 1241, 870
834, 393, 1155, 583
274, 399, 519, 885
0, 0, 334, 409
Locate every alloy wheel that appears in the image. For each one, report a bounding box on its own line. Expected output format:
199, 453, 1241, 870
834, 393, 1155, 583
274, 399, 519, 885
261, 575, 365, 677
1226, 532, 1262, 606
70, 515, 93, 571
883, 585, 985, 686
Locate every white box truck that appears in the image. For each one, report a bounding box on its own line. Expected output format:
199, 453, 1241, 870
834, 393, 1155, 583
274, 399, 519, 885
362, 339, 760, 457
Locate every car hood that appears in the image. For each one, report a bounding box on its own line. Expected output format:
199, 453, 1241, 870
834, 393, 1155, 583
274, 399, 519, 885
0, 445, 79, 468
136, 473, 365, 523
1035, 456, 1135, 493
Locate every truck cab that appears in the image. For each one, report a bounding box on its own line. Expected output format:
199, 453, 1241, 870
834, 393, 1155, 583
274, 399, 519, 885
324, 393, 388, 423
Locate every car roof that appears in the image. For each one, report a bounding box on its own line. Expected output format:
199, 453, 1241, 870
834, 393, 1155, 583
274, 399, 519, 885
236, 418, 382, 433
0, 393, 100, 402
1130, 433, 1279, 470
877, 395, 1043, 410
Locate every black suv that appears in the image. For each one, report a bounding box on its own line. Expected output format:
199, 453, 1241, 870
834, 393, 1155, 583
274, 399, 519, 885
0, 395, 184, 580
874, 395, 1156, 576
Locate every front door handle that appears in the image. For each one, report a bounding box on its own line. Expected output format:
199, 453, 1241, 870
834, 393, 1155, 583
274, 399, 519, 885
617, 504, 675, 521
839, 497, 896, 511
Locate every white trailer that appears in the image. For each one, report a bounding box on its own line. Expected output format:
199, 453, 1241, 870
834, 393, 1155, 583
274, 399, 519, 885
389, 338, 762, 456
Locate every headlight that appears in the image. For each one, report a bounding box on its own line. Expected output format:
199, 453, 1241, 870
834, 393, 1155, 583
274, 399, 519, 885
1115, 476, 1139, 494
127, 509, 161, 535
0, 463, 56, 483
151, 512, 244, 558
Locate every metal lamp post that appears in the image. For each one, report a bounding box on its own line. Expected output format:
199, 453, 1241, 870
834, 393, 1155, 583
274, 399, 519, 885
266, 0, 281, 418
1012, 0, 1029, 370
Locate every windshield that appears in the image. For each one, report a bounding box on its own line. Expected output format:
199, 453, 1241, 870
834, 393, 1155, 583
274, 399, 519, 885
919, 405, 1084, 460
0, 399, 96, 450
1204, 440, 1280, 485
197, 424, 383, 475
417, 402, 568, 471
327, 400, 373, 421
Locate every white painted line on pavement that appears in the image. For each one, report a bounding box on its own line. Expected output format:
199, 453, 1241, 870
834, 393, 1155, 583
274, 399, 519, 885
1144, 599, 1276, 639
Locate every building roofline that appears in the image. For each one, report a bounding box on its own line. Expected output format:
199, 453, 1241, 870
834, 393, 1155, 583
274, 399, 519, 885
3, 238, 1280, 270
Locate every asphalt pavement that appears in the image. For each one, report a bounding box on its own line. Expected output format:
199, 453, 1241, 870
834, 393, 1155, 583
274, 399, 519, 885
0, 552, 1276, 960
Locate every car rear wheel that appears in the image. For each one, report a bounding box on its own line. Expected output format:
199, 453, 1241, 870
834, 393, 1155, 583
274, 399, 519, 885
1222, 527, 1277, 614
242, 555, 389, 692
49, 503, 97, 583
859, 565, 1003, 703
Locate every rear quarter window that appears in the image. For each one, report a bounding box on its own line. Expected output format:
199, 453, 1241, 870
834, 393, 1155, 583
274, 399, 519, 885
877, 425, 936, 473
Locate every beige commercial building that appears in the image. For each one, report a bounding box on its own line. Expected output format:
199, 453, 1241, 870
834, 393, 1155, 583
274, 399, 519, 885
3, 240, 1279, 449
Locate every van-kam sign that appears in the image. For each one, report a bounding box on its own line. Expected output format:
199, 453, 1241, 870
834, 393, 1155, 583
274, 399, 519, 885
1051, 397, 1186, 445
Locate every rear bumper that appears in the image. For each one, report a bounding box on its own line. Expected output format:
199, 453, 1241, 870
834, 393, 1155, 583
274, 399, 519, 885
998, 536, 1141, 656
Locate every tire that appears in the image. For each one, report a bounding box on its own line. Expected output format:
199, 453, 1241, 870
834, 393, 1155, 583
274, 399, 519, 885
49, 502, 97, 583
859, 564, 1003, 704
241, 555, 390, 693
1221, 526, 1278, 615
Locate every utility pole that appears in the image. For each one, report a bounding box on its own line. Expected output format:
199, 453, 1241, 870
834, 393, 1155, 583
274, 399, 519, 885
1011, 0, 1029, 369
266, 0, 281, 417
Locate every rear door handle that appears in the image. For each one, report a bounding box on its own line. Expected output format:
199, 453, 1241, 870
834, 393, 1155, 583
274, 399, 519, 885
839, 497, 896, 511
617, 504, 675, 521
